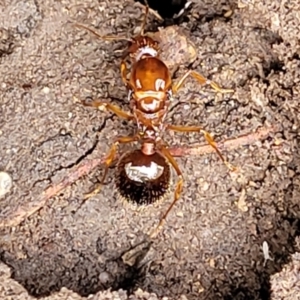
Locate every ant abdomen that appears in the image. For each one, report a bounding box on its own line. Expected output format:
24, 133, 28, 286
115, 149, 171, 205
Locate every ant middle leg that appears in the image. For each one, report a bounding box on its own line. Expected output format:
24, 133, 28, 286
172, 70, 234, 94
82, 99, 134, 121
167, 124, 236, 172
83, 135, 138, 200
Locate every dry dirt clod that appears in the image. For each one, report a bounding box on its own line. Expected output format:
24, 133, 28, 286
148, 25, 197, 73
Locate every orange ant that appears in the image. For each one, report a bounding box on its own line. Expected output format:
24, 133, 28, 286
74, 1, 235, 238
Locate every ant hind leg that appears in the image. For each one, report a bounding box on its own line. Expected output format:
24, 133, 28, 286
81, 135, 138, 203
148, 145, 184, 239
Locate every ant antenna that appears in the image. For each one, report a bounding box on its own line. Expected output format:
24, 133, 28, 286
140, 0, 150, 36
74, 1, 163, 41
73, 23, 132, 42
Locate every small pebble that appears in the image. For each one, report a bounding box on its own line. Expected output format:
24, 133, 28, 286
0, 171, 12, 198
99, 271, 111, 284
263, 241, 274, 267
42, 86, 50, 94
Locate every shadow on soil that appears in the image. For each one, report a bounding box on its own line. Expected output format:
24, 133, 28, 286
0, 203, 299, 299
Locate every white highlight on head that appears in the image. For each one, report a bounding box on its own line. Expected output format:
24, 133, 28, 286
125, 161, 164, 183
136, 46, 158, 61
155, 78, 165, 91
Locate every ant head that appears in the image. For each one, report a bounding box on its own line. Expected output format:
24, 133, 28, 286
127, 36, 160, 60
115, 149, 171, 205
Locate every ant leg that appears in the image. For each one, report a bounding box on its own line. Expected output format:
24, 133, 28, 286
73, 23, 131, 42
167, 124, 236, 172
83, 135, 138, 200
137, 0, 163, 22
149, 146, 184, 239
172, 70, 234, 94
140, 1, 149, 36
82, 99, 133, 121
120, 60, 130, 87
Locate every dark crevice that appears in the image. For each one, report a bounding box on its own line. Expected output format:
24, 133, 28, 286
0, 28, 16, 58
31, 116, 111, 189
0, 238, 151, 297
2, 251, 123, 297
135, 0, 190, 21
263, 59, 285, 77
291, 52, 300, 61
252, 26, 284, 45
200, 11, 231, 24
31, 137, 99, 189
61, 134, 99, 171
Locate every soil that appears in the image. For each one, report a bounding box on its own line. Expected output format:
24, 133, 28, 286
0, 0, 300, 299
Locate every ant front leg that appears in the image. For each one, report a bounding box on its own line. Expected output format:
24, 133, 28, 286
149, 145, 184, 239
167, 124, 236, 172
82, 99, 134, 121
83, 135, 138, 200
120, 59, 129, 87
172, 70, 234, 94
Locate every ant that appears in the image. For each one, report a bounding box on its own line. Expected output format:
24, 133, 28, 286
74, 1, 235, 238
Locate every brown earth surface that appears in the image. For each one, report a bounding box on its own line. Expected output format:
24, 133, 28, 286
0, 0, 300, 299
